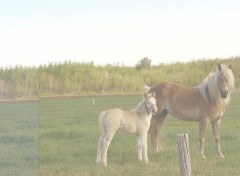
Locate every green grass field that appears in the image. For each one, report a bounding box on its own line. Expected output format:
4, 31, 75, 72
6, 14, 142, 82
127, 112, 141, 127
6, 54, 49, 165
0, 101, 39, 176
0, 93, 239, 175
39, 93, 240, 176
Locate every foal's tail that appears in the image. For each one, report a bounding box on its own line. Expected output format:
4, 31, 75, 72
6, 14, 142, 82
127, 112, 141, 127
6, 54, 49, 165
98, 111, 106, 131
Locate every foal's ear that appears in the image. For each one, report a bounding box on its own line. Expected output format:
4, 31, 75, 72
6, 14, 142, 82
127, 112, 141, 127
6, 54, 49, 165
144, 92, 148, 100
228, 64, 232, 70
218, 64, 222, 71
144, 84, 150, 93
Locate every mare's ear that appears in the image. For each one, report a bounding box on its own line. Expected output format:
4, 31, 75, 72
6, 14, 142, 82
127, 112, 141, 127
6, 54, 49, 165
218, 64, 222, 71
228, 64, 232, 70
152, 91, 156, 98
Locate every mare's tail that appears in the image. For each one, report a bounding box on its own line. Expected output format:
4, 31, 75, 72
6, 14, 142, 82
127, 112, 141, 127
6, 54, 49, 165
149, 111, 167, 152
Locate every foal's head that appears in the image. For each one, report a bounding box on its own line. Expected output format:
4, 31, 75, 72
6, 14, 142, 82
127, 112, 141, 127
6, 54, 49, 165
216, 64, 235, 99
144, 85, 158, 114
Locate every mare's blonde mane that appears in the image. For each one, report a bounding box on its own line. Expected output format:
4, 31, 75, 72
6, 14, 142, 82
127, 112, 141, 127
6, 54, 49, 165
197, 64, 234, 106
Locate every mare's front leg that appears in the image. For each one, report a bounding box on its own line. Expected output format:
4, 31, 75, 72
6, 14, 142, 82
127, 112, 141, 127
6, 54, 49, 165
211, 119, 224, 158
198, 118, 209, 158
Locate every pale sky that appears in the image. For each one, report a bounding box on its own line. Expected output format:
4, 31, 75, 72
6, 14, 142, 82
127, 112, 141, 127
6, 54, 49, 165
0, 0, 240, 67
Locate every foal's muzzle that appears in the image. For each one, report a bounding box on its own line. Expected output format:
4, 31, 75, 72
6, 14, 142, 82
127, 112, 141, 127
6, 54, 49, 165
151, 105, 158, 115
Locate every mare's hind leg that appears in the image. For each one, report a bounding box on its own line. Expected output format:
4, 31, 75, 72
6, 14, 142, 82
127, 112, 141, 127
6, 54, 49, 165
150, 111, 167, 152
211, 119, 224, 158
198, 119, 209, 158
101, 131, 116, 166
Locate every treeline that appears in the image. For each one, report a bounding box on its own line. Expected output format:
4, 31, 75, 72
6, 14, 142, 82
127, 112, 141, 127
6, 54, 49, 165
0, 57, 240, 99
0, 66, 39, 99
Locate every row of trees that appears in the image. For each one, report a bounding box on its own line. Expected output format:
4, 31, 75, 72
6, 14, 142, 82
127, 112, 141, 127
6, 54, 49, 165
0, 57, 239, 99
0, 66, 39, 99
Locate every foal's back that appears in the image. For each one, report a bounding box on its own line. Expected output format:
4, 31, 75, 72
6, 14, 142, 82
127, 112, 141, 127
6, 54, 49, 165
103, 108, 140, 134
102, 108, 123, 132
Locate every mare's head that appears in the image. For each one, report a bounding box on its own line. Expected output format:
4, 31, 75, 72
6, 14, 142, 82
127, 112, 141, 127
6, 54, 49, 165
216, 64, 235, 99
144, 85, 158, 114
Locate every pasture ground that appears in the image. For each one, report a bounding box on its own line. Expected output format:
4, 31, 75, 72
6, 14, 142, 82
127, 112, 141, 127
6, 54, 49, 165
0, 93, 239, 175
0, 102, 38, 176
39, 93, 240, 176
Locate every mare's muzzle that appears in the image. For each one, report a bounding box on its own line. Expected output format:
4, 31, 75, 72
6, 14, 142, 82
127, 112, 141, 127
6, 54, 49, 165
220, 89, 228, 99
220, 84, 229, 99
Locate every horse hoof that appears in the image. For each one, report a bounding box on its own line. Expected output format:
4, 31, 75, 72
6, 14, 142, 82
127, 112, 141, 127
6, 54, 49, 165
217, 154, 224, 158
200, 155, 206, 159
198, 153, 206, 159
96, 159, 101, 165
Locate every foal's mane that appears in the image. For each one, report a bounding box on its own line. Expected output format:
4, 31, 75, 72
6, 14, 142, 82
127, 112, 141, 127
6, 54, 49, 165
197, 64, 235, 106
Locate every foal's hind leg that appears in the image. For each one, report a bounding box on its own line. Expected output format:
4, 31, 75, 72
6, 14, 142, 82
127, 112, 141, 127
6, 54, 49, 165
211, 119, 224, 158
101, 131, 115, 166
96, 134, 105, 164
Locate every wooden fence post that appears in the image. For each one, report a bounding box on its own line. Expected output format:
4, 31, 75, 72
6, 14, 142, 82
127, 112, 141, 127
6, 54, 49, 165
177, 133, 191, 176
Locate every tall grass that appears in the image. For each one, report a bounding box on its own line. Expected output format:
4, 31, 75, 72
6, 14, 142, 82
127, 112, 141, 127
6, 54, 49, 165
39, 93, 240, 175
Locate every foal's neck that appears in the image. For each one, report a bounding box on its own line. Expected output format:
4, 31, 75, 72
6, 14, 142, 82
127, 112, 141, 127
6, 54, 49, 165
132, 101, 149, 117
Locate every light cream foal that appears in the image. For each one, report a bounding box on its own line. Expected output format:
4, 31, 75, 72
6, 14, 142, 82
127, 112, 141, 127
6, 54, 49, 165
96, 86, 158, 166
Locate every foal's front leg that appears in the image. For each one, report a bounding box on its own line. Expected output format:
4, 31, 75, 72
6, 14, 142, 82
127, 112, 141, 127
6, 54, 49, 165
136, 136, 143, 161
211, 119, 224, 158
140, 132, 149, 163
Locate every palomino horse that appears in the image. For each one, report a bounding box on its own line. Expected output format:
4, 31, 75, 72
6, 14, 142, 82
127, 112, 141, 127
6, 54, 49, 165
149, 64, 234, 158
96, 86, 158, 166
